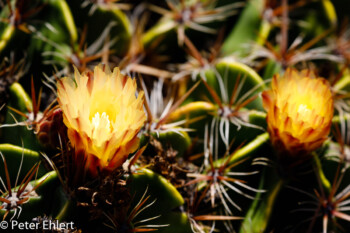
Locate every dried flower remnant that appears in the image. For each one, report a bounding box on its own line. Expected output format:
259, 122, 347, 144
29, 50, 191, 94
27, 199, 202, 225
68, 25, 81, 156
262, 69, 334, 158
57, 64, 146, 176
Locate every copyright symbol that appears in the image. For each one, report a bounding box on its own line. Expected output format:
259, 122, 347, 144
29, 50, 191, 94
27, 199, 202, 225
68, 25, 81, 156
0, 221, 8, 229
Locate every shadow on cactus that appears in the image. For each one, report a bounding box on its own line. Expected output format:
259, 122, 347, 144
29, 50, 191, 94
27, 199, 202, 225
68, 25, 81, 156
186, 124, 265, 231
288, 156, 350, 232
104, 186, 169, 232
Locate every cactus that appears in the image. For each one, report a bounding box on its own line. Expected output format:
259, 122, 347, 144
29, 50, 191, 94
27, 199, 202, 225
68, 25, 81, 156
0, 0, 350, 232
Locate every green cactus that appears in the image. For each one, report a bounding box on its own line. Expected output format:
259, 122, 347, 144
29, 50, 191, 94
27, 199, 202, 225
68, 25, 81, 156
1, 0, 350, 232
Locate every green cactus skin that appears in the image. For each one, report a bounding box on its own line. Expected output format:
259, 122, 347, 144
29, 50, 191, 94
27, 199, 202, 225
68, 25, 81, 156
129, 169, 192, 233
0, 144, 47, 186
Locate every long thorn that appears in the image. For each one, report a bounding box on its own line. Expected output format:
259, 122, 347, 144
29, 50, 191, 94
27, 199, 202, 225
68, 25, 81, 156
0, 152, 12, 196
156, 80, 201, 128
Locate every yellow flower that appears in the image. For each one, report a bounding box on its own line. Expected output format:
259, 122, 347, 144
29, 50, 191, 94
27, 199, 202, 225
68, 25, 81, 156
262, 69, 333, 157
57, 64, 146, 175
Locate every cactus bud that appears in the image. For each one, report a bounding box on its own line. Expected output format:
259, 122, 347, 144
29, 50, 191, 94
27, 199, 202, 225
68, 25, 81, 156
36, 108, 67, 149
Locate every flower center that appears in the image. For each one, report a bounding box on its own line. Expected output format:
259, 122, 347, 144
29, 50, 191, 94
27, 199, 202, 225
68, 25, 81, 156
297, 104, 311, 116
91, 112, 112, 140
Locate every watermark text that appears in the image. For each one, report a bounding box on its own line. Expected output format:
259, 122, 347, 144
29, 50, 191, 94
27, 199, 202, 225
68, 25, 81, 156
0, 220, 74, 230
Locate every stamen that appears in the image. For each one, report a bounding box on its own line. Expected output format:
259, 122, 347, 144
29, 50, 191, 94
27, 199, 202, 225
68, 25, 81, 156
92, 112, 111, 133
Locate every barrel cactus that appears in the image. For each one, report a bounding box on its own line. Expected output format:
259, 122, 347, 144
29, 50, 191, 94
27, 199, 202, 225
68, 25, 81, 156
0, 0, 350, 232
